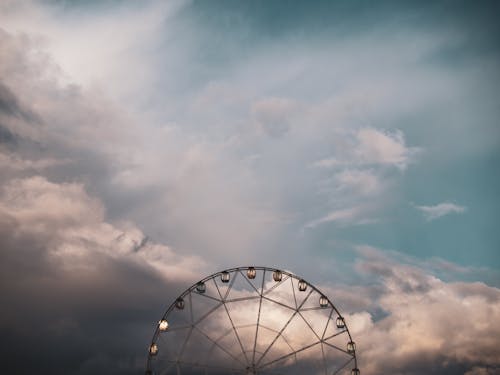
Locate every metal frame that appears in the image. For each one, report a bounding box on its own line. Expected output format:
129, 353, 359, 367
146, 266, 359, 374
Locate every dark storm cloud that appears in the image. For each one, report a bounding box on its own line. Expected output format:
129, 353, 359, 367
0, 214, 170, 375
0, 123, 17, 146
0, 81, 39, 122
0, 80, 32, 147
0, 175, 205, 375
0, 81, 23, 117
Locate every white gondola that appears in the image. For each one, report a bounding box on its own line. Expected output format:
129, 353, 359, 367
351, 368, 360, 375
158, 319, 169, 331
298, 279, 307, 292
319, 295, 329, 308
347, 341, 356, 354
247, 267, 256, 279
221, 271, 230, 283
149, 343, 158, 356
196, 281, 206, 293
273, 270, 282, 282
336, 316, 345, 329
175, 297, 185, 310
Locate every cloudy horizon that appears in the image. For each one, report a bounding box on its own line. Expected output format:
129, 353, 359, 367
1, 1, 499, 374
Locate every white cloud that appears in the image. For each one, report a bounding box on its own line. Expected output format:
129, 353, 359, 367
305, 207, 361, 228
415, 202, 467, 221
306, 127, 418, 229
304, 206, 376, 228
0, 152, 70, 171
354, 127, 420, 170
304, 169, 383, 229
311, 157, 342, 168
0, 176, 206, 282
0, 0, 185, 102
339, 247, 500, 374
334, 169, 382, 195
0, 26, 284, 265
311, 127, 421, 171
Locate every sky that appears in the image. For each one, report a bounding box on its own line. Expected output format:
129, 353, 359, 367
0, 0, 499, 374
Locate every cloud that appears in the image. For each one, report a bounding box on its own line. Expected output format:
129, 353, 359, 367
0, 81, 37, 121
305, 207, 361, 228
0, 152, 70, 171
334, 169, 382, 196
0, 175, 206, 281
0, 24, 283, 266
312, 128, 420, 171
0, 0, 185, 102
337, 247, 500, 375
311, 157, 342, 168
354, 127, 421, 170
306, 128, 418, 229
251, 97, 297, 137
415, 202, 467, 221
304, 206, 377, 228
0, 175, 207, 374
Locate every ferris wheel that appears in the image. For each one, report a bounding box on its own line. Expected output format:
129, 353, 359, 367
146, 266, 360, 375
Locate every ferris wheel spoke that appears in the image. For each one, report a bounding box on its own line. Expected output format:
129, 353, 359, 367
221, 301, 250, 365
322, 340, 352, 356
290, 277, 298, 310
252, 268, 267, 366
206, 326, 240, 364
193, 301, 223, 325
194, 291, 224, 304
321, 339, 328, 375
258, 339, 322, 369
260, 269, 267, 294
225, 295, 260, 303
213, 278, 250, 365
163, 324, 192, 332
256, 288, 314, 367
175, 325, 194, 363
261, 295, 296, 311
297, 310, 321, 340
262, 275, 291, 296
301, 306, 331, 311
322, 308, 335, 339
256, 324, 296, 354
192, 325, 247, 366
331, 356, 354, 375
323, 329, 348, 342
238, 269, 261, 295
221, 269, 238, 301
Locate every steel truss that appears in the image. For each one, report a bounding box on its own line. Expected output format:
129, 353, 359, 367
146, 266, 360, 375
